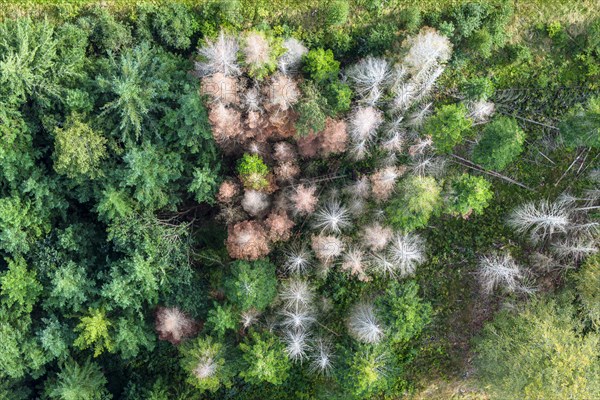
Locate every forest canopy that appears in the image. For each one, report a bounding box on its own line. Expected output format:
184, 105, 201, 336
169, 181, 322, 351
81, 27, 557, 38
0, 1, 598, 399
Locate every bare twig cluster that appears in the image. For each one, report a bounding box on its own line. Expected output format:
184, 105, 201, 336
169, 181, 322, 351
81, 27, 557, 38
481, 187, 599, 295
478, 253, 535, 295
275, 278, 334, 374
508, 193, 598, 263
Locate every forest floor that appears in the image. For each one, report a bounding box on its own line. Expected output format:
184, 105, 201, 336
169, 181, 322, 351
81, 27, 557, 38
1, 1, 596, 398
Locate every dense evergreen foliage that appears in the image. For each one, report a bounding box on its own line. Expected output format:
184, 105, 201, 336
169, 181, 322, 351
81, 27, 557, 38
472, 116, 525, 171
0, 1, 598, 399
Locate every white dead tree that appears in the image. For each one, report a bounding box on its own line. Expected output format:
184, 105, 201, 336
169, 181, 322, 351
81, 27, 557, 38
478, 253, 533, 295
283, 329, 310, 362
312, 200, 351, 234
311, 234, 345, 264
347, 302, 384, 344
195, 31, 240, 76
193, 354, 218, 381
391, 28, 452, 113
283, 243, 313, 275
278, 38, 308, 74
346, 56, 390, 105
348, 106, 384, 144
468, 100, 495, 123
370, 253, 399, 278
280, 306, 316, 331
407, 103, 433, 128
309, 338, 334, 375
341, 245, 369, 281
551, 237, 598, 262
387, 233, 426, 277
507, 200, 572, 244
279, 279, 314, 309
403, 27, 452, 76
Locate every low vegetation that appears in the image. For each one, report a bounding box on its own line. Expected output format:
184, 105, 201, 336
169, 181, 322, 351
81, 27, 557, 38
0, 1, 598, 399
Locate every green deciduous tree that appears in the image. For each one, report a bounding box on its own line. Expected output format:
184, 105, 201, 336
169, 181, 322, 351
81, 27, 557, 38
444, 1, 512, 58
47, 261, 91, 313
424, 103, 473, 153
386, 176, 442, 232
162, 85, 220, 204
113, 314, 155, 359
53, 116, 107, 179
461, 76, 495, 101
451, 2, 491, 40
237, 154, 270, 190
474, 294, 600, 400
376, 280, 432, 346
0, 316, 48, 379
96, 188, 135, 222
0, 321, 29, 379
105, 214, 196, 314
0, 18, 86, 109
443, 173, 493, 218
399, 8, 422, 33
295, 82, 328, 136
575, 254, 600, 327
0, 108, 35, 184
0, 195, 50, 254
38, 318, 71, 361
0, 379, 30, 400
303, 48, 340, 82
77, 6, 132, 54
101, 252, 166, 313
472, 116, 525, 171
323, 0, 350, 27
323, 80, 352, 116
470, 28, 494, 58
150, 4, 199, 50
189, 166, 219, 204
161, 87, 216, 154
98, 43, 180, 142
342, 345, 392, 398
